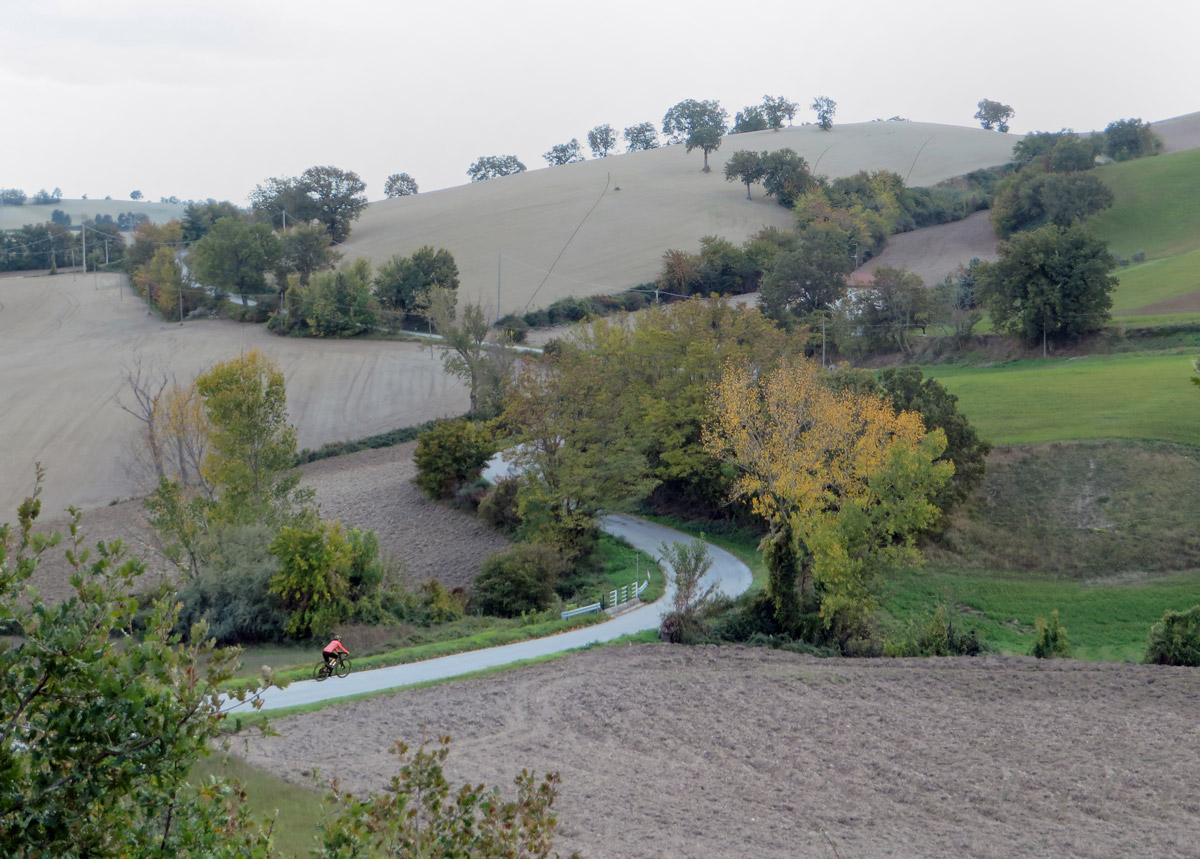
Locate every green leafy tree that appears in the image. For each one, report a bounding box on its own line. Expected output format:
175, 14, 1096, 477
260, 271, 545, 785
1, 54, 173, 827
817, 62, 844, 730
1145, 605, 1200, 666
587, 123, 617, 158
413, 418, 494, 500
974, 98, 1014, 132
190, 216, 282, 304
467, 155, 527, 182
977, 223, 1118, 345
731, 105, 768, 134
663, 99, 728, 171
723, 150, 765, 199
181, 199, 243, 242
130, 189, 143, 200
473, 544, 568, 617
623, 122, 660, 152
1103, 118, 1163, 161
316, 737, 578, 859
543, 139, 585, 166
0, 188, 26, 205
268, 518, 381, 638
375, 245, 459, 315
990, 168, 1113, 237
135, 245, 189, 321
843, 265, 933, 355
0, 477, 275, 857
811, 96, 837, 131
249, 166, 367, 243
383, 172, 419, 197
194, 350, 304, 525
759, 148, 816, 207
1047, 136, 1098, 172
280, 220, 341, 287
762, 94, 798, 129
301, 259, 377, 337
758, 222, 854, 323
425, 287, 513, 417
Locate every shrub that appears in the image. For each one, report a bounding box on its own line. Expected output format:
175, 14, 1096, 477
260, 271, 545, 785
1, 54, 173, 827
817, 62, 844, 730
478, 478, 522, 534
1132, 250, 1146, 263
413, 418, 494, 501
884, 604, 989, 657
1030, 609, 1071, 659
421, 580, 467, 623
175, 524, 290, 644
474, 543, 569, 617
658, 538, 718, 644
1145, 605, 1200, 666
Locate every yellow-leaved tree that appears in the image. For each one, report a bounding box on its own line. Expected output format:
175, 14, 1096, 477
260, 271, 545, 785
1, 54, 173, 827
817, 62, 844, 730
704, 358, 953, 643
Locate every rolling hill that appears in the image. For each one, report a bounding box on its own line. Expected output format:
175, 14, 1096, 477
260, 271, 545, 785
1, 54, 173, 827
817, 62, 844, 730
344, 120, 1021, 316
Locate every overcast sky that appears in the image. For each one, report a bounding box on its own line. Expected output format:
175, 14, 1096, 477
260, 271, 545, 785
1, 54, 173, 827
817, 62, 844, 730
4, 0, 1197, 205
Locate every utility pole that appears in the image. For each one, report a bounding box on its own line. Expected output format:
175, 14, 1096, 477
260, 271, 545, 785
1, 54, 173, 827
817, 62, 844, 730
497, 252, 502, 316
822, 317, 827, 367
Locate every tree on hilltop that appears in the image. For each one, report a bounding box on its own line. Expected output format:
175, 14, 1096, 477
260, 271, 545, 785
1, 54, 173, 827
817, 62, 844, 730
467, 155, 527, 182
974, 98, 1014, 132
812, 96, 837, 131
663, 99, 728, 171
587, 124, 617, 158
623, 122, 660, 152
762, 94, 799, 129
732, 105, 768, 134
543, 139, 585, 166
384, 172, 419, 197
130, 189, 143, 200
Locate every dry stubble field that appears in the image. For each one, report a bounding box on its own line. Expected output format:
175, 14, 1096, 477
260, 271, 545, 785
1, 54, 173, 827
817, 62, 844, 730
239, 646, 1200, 859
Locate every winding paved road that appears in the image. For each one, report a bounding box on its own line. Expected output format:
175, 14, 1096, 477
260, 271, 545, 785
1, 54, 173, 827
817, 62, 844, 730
231, 515, 751, 712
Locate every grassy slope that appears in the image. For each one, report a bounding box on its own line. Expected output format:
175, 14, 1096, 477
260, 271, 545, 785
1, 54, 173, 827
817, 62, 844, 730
1084, 148, 1200, 320
927, 353, 1198, 446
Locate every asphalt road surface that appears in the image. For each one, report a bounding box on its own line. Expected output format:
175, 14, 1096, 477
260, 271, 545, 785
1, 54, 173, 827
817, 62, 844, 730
230, 514, 751, 713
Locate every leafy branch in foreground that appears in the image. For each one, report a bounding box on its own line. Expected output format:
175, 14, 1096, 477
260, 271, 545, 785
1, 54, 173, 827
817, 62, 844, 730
316, 736, 579, 859
0, 468, 278, 858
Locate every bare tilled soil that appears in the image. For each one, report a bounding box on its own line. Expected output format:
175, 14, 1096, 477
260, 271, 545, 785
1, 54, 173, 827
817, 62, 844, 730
237, 645, 1200, 859
27, 443, 507, 604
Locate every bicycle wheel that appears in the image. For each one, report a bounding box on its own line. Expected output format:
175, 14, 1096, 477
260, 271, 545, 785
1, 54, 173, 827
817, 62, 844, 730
335, 658, 351, 678
313, 662, 329, 682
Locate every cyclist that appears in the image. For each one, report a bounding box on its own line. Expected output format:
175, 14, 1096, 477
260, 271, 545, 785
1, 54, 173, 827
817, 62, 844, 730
322, 634, 350, 673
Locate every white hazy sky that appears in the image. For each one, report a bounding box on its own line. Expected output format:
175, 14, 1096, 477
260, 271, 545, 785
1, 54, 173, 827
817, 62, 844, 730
4, 0, 1198, 205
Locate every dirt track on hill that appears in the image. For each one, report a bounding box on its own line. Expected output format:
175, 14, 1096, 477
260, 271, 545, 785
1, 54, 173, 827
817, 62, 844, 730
236, 645, 1200, 859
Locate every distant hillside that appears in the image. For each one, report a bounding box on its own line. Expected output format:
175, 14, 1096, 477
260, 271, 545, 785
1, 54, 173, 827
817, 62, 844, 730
0, 198, 188, 231
345, 121, 1019, 316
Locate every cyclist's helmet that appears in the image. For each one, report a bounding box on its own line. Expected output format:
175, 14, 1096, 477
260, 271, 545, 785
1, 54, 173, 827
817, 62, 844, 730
332, 633, 341, 641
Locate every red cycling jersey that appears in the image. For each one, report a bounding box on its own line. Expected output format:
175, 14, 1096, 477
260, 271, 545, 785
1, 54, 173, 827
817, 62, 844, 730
323, 639, 349, 655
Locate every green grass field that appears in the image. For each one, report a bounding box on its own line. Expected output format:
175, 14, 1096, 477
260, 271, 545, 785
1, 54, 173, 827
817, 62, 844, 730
882, 566, 1200, 662
927, 352, 1198, 446
1111, 247, 1200, 314
1090, 148, 1200, 260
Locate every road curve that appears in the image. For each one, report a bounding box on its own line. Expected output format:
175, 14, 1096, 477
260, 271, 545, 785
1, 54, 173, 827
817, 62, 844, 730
230, 515, 751, 712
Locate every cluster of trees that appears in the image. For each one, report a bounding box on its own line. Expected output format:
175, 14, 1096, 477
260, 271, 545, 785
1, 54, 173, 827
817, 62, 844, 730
268, 244, 459, 338
436, 297, 986, 648
248, 165, 368, 243
122, 351, 403, 644
508, 93, 834, 180
970, 119, 1162, 347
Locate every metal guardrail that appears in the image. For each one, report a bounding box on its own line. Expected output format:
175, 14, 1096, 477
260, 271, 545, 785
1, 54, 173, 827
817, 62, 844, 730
561, 602, 602, 619
559, 577, 650, 620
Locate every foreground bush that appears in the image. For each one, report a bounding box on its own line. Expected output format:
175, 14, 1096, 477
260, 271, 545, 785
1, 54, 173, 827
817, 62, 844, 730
885, 604, 989, 657
1145, 605, 1200, 666
1031, 609, 1071, 659
317, 736, 578, 859
474, 543, 569, 617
